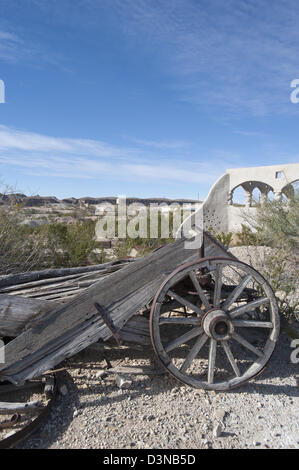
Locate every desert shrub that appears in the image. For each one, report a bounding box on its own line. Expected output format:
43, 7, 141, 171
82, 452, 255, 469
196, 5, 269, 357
0, 208, 47, 274
208, 226, 233, 248
36, 220, 99, 267
0, 210, 102, 272
111, 212, 175, 259
254, 194, 299, 251
237, 193, 299, 322
235, 224, 260, 246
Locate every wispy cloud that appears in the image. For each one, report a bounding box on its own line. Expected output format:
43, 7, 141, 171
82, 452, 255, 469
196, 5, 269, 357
123, 135, 189, 150
0, 30, 24, 63
3, 1, 299, 115
233, 130, 269, 138
0, 26, 66, 68
94, 0, 299, 116
0, 124, 228, 185
0, 125, 141, 159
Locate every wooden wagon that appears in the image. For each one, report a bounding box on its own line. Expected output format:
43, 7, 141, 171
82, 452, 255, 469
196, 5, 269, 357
0, 228, 280, 392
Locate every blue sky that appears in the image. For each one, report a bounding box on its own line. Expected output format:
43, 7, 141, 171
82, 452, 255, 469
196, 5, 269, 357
0, 0, 298, 200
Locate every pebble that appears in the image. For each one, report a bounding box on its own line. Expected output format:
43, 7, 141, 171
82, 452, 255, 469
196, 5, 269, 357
116, 375, 132, 389
215, 409, 226, 421
13, 329, 299, 450
213, 423, 223, 438
95, 370, 107, 379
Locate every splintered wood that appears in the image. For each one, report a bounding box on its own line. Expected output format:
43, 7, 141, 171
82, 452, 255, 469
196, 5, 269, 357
0, 233, 228, 386
0, 238, 201, 384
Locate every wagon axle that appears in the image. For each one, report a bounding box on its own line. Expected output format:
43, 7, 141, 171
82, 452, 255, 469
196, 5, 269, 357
202, 309, 234, 341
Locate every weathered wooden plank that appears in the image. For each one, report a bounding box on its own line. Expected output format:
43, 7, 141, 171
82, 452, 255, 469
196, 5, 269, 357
104, 366, 165, 376
0, 238, 200, 383
0, 297, 149, 339
0, 381, 43, 395
0, 259, 135, 289
119, 315, 151, 344
0, 233, 230, 384
0, 400, 43, 413
0, 294, 58, 337
0, 272, 95, 294
0, 265, 130, 296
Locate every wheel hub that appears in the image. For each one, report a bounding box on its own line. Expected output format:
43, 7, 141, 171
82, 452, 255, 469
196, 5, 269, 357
202, 308, 234, 341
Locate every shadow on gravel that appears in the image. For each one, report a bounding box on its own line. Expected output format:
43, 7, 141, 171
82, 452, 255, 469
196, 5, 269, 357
17, 329, 299, 448
16, 370, 80, 449
225, 332, 299, 397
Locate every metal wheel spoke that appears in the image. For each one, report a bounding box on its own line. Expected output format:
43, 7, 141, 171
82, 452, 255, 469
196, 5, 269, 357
229, 297, 270, 319
222, 341, 241, 377
207, 339, 217, 384
180, 333, 209, 373
189, 271, 211, 310
213, 265, 223, 308
222, 275, 252, 310
164, 327, 203, 353
232, 332, 264, 357
232, 320, 273, 328
159, 317, 201, 326
167, 290, 203, 316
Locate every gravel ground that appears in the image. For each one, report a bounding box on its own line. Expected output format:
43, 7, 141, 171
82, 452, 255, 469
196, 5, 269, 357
15, 328, 299, 450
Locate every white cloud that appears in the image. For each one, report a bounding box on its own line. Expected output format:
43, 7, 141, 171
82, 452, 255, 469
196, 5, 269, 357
2, 1, 299, 114
0, 29, 40, 64
0, 125, 141, 159
123, 136, 189, 150
0, 124, 228, 185
0, 30, 22, 63
95, 0, 299, 116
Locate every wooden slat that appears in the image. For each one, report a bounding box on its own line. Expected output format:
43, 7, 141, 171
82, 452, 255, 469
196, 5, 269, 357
0, 238, 200, 383
0, 259, 135, 289
0, 294, 58, 337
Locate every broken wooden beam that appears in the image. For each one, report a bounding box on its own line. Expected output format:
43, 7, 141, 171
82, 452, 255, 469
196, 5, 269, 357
105, 366, 165, 376
0, 294, 58, 337
0, 238, 200, 384
0, 400, 43, 414
0, 233, 228, 385
0, 259, 136, 289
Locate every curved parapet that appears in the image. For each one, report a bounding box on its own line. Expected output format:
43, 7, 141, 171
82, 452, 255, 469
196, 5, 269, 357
177, 162, 299, 237
176, 173, 230, 238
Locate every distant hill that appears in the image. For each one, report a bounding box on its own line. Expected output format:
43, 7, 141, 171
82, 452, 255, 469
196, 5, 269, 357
0, 193, 200, 207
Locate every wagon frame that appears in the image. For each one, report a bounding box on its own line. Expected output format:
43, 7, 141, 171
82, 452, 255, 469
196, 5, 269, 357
0, 228, 280, 392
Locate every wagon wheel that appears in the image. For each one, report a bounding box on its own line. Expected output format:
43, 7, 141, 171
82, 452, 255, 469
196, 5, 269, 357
150, 257, 280, 391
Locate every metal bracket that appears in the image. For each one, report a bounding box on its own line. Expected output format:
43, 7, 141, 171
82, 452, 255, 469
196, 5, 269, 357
94, 302, 123, 346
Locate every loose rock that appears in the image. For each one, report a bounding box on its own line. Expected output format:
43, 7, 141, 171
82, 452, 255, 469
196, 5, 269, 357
115, 375, 132, 389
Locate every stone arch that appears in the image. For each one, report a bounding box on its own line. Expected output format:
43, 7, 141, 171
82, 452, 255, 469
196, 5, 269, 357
251, 187, 263, 206
267, 190, 275, 202
230, 181, 274, 207
281, 179, 299, 199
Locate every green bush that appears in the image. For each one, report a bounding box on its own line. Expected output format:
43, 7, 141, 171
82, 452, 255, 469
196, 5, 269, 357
0, 212, 102, 273
208, 226, 233, 248
238, 193, 299, 322
36, 220, 99, 267
0, 208, 46, 274
235, 224, 259, 246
